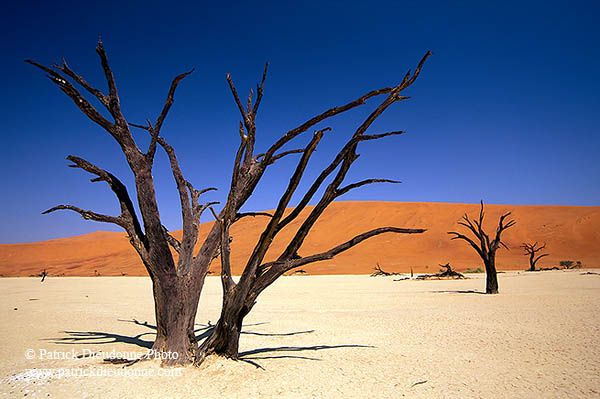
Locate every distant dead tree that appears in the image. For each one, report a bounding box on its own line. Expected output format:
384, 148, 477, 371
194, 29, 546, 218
28, 40, 429, 366
521, 242, 548, 271
40, 269, 48, 282
448, 201, 515, 294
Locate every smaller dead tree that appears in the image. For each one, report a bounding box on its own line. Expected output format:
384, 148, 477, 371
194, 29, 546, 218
448, 201, 515, 294
521, 242, 548, 271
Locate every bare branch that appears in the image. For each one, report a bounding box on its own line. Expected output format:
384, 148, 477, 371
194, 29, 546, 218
156, 136, 192, 224
162, 226, 181, 254
209, 207, 235, 292
268, 149, 307, 164
226, 122, 248, 213
277, 79, 416, 260
53, 58, 109, 107
448, 231, 486, 260
256, 227, 426, 288
43, 205, 122, 226
336, 179, 401, 197
359, 130, 406, 141
292, 227, 426, 268
493, 212, 516, 250
234, 212, 273, 222
65, 155, 145, 245
95, 39, 125, 126
252, 62, 269, 115
227, 73, 248, 126
155, 69, 194, 133
241, 128, 326, 278
404, 51, 433, 88
261, 52, 431, 164
25, 59, 115, 133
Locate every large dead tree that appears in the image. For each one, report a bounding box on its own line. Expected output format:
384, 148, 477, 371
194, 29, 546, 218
28, 40, 429, 366
448, 201, 515, 294
521, 242, 548, 271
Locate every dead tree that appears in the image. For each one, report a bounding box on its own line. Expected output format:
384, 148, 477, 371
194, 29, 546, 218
448, 201, 515, 294
521, 242, 548, 271
195, 53, 430, 365
28, 39, 429, 366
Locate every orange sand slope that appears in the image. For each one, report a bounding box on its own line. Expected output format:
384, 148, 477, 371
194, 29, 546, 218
1, 201, 598, 276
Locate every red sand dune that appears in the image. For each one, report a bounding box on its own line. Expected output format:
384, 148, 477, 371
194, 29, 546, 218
1, 201, 598, 277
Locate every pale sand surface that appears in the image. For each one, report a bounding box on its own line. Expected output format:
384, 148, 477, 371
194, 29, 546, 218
1, 271, 599, 398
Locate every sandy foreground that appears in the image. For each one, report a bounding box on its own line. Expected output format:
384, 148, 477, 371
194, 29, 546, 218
1, 271, 599, 398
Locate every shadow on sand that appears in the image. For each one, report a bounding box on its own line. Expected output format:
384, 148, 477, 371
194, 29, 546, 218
45, 319, 373, 368
430, 289, 487, 295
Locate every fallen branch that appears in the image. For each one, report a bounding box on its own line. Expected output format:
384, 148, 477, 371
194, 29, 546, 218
416, 263, 465, 280
370, 263, 403, 277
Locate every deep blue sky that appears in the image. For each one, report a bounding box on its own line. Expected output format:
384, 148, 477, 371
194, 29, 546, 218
1, 0, 599, 243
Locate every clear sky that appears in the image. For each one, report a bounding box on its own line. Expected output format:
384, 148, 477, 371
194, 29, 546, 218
1, 0, 599, 243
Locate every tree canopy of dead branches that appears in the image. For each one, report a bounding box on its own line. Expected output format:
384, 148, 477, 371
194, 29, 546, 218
28, 40, 430, 366
521, 242, 549, 271
448, 201, 515, 294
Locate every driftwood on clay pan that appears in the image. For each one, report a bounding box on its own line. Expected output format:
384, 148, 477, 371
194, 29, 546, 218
416, 263, 466, 280
370, 263, 403, 277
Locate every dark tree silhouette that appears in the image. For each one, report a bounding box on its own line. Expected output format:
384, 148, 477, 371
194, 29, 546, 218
448, 201, 515, 294
28, 39, 429, 366
521, 242, 548, 271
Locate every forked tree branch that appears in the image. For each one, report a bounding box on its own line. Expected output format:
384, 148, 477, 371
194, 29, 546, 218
258, 53, 431, 166
53, 58, 109, 107
255, 227, 426, 291
63, 155, 147, 252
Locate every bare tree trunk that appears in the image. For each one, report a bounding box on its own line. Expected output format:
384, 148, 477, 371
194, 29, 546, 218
149, 270, 205, 365
195, 292, 252, 364
484, 257, 499, 294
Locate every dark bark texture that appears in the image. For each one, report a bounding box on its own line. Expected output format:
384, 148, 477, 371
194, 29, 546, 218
448, 201, 515, 294
28, 40, 430, 366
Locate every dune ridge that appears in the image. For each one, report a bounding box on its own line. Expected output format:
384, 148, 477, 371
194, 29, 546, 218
1, 201, 598, 276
